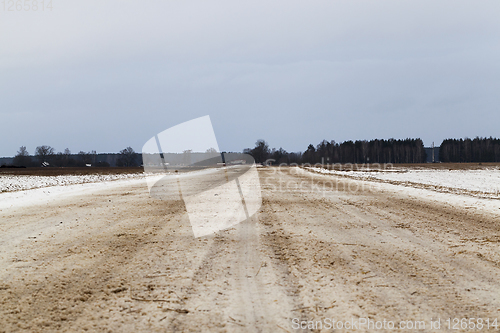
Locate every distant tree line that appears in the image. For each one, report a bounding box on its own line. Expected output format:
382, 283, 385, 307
440, 137, 500, 163
7, 136, 500, 168
245, 138, 427, 164
7, 146, 139, 167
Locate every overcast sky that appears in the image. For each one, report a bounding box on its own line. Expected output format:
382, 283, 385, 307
1, 0, 499, 156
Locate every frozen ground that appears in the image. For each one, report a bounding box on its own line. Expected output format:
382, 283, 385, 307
307, 166, 500, 198
1, 167, 500, 332
0, 173, 150, 211
0, 177, 150, 211
0, 173, 145, 193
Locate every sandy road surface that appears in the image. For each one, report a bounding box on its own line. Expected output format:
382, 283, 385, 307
1, 168, 500, 332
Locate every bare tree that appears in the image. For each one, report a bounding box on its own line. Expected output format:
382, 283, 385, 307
35, 145, 55, 163
13, 146, 32, 166
247, 140, 270, 164
116, 147, 137, 167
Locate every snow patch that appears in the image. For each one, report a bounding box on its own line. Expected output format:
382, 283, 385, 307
307, 167, 500, 198
0, 173, 144, 193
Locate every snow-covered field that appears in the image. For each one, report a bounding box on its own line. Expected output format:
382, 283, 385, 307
307, 166, 500, 198
0, 175, 150, 212
0, 173, 144, 193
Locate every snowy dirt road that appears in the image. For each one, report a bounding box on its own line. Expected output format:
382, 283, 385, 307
1, 167, 500, 332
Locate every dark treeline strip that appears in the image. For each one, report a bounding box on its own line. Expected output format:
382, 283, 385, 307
9, 153, 141, 168
245, 138, 427, 164
440, 137, 500, 163
7, 146, 139, 167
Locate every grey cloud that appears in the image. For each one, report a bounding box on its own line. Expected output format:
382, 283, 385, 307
1, 0, 499, 156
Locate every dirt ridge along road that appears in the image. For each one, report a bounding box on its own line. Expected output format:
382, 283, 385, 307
1, 167, 500, 332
